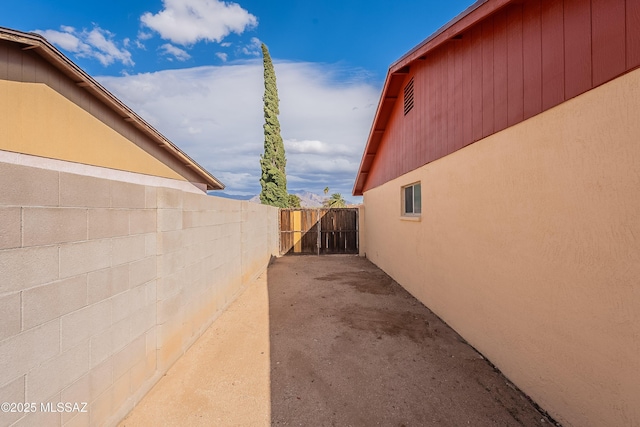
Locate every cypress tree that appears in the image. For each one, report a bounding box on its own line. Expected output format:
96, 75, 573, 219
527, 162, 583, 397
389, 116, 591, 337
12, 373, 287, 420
259, 43, 289, 208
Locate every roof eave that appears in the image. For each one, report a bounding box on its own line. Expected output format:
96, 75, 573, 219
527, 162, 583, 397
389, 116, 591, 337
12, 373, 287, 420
353, 0, 513, 196
0, 27, 224, 191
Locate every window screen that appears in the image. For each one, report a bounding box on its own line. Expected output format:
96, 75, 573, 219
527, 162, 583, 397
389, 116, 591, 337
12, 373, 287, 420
402, 182, 421, 215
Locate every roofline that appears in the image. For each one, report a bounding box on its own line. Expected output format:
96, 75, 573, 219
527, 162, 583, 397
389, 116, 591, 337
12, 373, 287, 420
0, 27, 224, 191
352, 0, 511, 196
388, 0, 487, 74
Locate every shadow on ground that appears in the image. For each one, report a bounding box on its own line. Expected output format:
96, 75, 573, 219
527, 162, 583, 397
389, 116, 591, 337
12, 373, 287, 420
267, 255, 556, 426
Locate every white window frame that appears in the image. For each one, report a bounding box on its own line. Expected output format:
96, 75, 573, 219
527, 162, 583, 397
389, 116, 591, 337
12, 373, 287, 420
401, 182, 421, 217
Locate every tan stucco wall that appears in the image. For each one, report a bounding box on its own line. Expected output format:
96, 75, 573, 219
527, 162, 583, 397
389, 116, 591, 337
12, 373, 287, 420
0, 159, 279, 427
358, 205, 366, 257
362, 68, 640, 427
0, 79, 185, 181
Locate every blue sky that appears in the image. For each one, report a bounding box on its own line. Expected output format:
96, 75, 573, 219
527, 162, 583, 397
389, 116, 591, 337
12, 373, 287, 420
1, 0, 474, 198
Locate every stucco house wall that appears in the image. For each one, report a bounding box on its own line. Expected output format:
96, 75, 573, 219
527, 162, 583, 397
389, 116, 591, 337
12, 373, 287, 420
0, 29, 221, 191
355, 1, 640, 425
361, 67, 640, 427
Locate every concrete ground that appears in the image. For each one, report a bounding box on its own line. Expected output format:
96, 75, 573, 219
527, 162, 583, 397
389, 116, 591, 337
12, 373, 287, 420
120, 255, 556, 427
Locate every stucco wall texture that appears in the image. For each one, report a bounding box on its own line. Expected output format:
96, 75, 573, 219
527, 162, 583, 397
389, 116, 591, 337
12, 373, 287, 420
0, 79, 185, 183
362, 68, 640, 426
0, 162, 279, 427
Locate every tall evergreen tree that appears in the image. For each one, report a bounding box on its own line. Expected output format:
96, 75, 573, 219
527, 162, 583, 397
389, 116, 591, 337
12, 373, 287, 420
259, 43, 289, 207
288, 194, 301, 208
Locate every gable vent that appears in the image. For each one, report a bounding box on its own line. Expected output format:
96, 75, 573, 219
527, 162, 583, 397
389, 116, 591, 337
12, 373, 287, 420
403, 78, 414, 116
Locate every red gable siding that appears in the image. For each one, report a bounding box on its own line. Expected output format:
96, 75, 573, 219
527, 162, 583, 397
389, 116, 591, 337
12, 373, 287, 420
358, 0, 640, 194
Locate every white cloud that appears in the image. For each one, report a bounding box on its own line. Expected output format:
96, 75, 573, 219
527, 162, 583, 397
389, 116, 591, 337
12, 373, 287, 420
97, 61, 379, 197
241, 37, 261, 56
160, 43, 191, 61
35, 28, 86, 52
85, 28, 134, 66
216, 52, 228, 62
34, 26, 133, 67
140, 0, 257, 46
285, 139, 354, 156
181, 118, 202, 135
137, 31, 153, 41
285, 140, 328, 154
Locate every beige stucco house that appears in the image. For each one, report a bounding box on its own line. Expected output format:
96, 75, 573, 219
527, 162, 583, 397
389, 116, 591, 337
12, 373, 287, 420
0, 26, 223, 193
354, 1, 640, 426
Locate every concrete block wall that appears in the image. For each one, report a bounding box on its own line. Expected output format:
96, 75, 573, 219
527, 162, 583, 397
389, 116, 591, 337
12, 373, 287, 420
154, 190, 279, 374
0, 161, 279, 427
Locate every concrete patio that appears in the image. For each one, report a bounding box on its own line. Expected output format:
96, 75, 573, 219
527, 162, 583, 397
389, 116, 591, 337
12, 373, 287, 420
119, 255, 556, 426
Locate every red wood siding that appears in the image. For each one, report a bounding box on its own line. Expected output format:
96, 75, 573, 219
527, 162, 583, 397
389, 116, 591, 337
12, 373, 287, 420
507, 6, 524, 126
470, 25, 484, 142
541, 0, 565, 111
522, 0, 542, 120
482, 18, 495, 138
494, 9, 509, 133
564, 0, 592, 99
592, 0, 626, 86
362, 0, 640, 193
628, 0, 640, 68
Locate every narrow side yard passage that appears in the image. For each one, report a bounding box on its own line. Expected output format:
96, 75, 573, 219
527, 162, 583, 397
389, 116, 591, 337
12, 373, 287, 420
120, 255, 556, 427
269, 256, 554, 426
119, 273, 271, 427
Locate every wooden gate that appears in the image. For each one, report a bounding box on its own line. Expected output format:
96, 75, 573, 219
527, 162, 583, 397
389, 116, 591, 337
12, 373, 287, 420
280, 208, 359, 255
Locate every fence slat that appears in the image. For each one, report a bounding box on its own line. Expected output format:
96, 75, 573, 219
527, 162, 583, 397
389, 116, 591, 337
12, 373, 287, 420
279, 208, 358, 255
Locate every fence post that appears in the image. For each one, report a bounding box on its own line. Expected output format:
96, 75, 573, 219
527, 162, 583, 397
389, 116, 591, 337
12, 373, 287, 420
355, 208, 359, 253
316, 208, 321, 256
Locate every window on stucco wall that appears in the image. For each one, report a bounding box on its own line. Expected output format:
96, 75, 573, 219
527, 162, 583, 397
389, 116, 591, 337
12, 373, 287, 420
402, 182, 421, 216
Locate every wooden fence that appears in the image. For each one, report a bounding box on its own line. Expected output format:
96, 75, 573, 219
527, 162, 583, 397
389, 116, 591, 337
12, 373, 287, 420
280, 208, 359, 255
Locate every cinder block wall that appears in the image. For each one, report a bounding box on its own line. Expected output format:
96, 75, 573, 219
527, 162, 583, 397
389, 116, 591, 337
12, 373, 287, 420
0, 162, 279, 427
